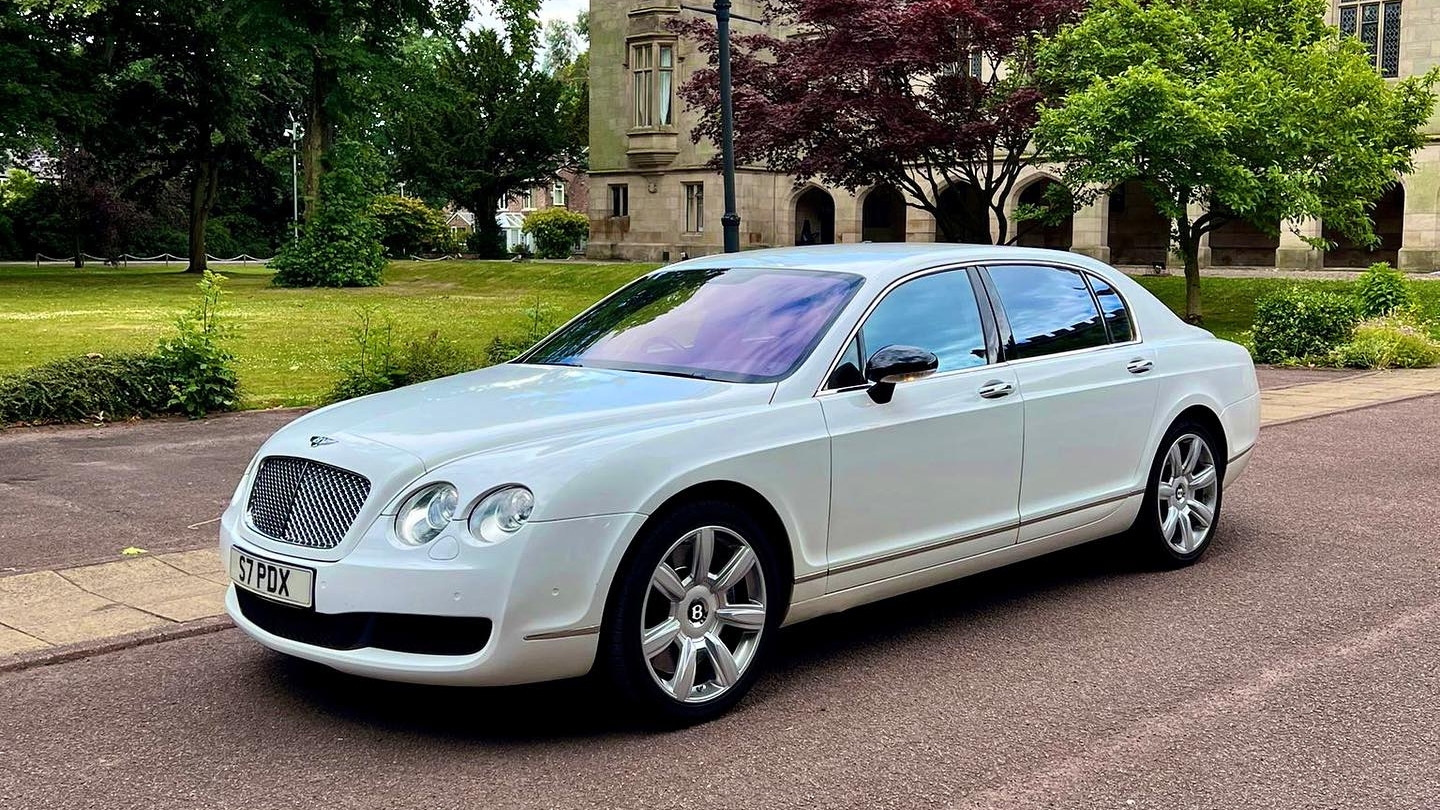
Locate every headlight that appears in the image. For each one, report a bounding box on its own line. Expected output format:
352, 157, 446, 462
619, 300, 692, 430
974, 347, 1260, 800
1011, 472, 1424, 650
395, 482, 459, 546
468, 486, 534, 543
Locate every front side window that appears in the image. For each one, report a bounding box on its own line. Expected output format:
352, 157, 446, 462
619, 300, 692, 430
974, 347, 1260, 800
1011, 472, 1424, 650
684, 182, 704, 232
988, 265, 1109, 359
609, 184, 628, 217
521, 189, 535, 210
859, 269, 987, 374
553, 181, 566, 207
1340, 1, 1401, 77
631, 42, 675, 127
1088, 275, 1134, 343
523, 267, 864, 383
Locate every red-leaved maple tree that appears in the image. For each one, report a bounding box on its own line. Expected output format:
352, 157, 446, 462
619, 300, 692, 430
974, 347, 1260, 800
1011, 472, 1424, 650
676, 0, 1086, 243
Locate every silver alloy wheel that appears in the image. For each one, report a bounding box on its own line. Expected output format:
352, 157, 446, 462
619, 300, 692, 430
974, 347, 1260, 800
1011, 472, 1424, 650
640, 525, 767, 703
1157, 432, 1220, 555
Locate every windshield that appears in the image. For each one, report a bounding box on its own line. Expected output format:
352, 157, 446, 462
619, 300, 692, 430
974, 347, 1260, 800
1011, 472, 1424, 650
520, 267, 864, 383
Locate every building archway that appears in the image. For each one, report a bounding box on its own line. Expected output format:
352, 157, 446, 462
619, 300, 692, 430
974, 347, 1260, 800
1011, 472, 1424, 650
1013, 177, 1073, 249
1107, 181, 1170, 266
935, 182, 990, 243
1324, 184, 1404, 268
1209, 217, 1279, 267
794, 186, 835, 245
861, 185, 907, 242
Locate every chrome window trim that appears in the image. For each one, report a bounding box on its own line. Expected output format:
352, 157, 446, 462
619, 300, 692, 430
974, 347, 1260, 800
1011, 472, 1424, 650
814, 257, 1144, 397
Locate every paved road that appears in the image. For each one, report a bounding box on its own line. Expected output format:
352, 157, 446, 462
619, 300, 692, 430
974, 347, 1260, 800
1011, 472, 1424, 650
2, 394, 1436, 808
0, 409, 303, 573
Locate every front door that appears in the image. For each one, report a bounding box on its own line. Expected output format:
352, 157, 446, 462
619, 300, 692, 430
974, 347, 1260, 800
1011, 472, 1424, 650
820, 268, 1023, 593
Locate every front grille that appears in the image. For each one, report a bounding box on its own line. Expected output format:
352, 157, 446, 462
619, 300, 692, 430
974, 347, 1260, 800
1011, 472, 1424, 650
246, 456, 371, 549
236, 589, 492, 656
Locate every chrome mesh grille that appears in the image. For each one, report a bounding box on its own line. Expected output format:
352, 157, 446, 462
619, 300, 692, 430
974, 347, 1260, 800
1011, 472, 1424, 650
246, 456, 371, 549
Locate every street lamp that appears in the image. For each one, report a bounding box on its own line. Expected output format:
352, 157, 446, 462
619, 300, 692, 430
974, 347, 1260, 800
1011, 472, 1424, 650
283, 113, 302, 241
683, 1, 746, 253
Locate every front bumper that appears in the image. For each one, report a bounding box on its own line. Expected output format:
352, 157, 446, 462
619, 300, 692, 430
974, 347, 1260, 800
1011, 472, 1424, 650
220, 503, 646, 687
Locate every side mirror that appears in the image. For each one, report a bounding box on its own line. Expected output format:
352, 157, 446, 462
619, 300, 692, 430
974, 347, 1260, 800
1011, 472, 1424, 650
864, 344, 939, 403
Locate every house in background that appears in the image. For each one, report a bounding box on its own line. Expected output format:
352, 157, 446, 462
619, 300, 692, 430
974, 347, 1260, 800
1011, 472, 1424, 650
497, 169, 591, 254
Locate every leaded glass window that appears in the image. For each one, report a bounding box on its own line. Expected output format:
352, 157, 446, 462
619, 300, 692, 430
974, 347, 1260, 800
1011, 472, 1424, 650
1340, 1, 1402, 78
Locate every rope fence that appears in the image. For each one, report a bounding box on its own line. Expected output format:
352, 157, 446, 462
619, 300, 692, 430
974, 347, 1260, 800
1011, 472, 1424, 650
32, 252, 273, 267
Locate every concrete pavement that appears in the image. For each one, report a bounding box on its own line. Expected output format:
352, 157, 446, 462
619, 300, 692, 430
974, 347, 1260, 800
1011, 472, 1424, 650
0, 393, 1437, 808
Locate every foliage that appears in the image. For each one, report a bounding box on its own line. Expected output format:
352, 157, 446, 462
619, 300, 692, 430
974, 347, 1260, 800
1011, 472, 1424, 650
326, 308, 475, 402
0, 353, 171, 427
1034, 0, 1439, 322
485, 298, 560, 363
153, 270, 240, 417
1252, 287, 1361, 364
1329, 313, 1440, 369
270, 144, 386, 287
510, 242, 534, 260
386, 17, 585, 258
521, 207, 588, 259
676, 0, 1085, 243
1355, 262, 1413, 318
371, 194, 455, 256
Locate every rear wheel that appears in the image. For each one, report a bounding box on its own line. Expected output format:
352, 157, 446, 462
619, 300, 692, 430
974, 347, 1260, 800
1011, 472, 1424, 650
1135, 421, 1224, 565
599, 501, 781, 725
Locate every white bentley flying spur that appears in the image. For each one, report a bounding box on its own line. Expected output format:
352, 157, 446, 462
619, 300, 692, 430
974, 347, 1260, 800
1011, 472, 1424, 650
221, 244, 1259, 723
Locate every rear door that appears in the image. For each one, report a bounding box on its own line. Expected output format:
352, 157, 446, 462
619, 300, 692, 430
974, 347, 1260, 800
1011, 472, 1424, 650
980, 264, 1159, 541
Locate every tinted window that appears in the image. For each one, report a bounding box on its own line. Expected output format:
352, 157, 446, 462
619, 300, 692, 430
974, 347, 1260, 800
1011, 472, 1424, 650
989, 265, 1108, 359
860, 270, 986, 373
524, 267, 863, 383
1088, 275, 1134, 343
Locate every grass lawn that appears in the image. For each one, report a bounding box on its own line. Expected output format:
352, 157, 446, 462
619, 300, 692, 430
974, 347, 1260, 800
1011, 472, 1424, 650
2, 260, 1436, 409
0, 260, 658, 408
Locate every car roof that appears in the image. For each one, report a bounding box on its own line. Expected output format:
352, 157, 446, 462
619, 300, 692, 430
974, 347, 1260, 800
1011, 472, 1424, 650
666, 243, 1117, 285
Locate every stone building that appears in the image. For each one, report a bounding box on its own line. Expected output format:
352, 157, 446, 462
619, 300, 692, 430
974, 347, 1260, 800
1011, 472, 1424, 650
586, 0, 1440, 271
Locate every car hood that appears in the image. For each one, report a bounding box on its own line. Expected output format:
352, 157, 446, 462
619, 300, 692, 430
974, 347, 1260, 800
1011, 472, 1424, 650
285, 363, 774, 469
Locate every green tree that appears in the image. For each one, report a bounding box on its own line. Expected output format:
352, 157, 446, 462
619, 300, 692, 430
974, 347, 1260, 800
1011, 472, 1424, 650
371, 193, 454, 256
270, 143, 386, 287
388, 11, 578, 257
1035, 0, 1437, 322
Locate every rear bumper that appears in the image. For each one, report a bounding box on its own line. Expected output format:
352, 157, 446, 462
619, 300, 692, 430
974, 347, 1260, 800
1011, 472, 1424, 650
220, 503, 646, 687
1221, 391, 1260, 487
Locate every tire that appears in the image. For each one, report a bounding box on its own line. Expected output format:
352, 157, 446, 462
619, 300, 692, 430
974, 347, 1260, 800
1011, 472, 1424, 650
1134, 419, 1225, 566
599, 500, 783, 726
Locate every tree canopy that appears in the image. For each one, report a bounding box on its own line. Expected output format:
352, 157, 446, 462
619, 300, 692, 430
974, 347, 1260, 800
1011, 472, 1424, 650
676, 0, 1086, 243
1035, 0, 1438, 321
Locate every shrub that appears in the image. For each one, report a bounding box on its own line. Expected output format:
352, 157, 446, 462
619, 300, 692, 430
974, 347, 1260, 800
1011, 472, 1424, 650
1354, 261, 1412, 318
0, 354, 170, 426
153, 270, 240, 417
485, 298, 560, 363
510, 242, 534, 261
371, 195, 454, 257
521, 207, 588, 259
270, 147, 386, 287
1329, 314, 1440, 369
466, 227, 504, 258
1251, 287, 1360, 364
326, 309, 476, 403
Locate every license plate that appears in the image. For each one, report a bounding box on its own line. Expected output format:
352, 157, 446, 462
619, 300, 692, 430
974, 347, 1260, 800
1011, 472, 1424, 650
230, 548, 314, 608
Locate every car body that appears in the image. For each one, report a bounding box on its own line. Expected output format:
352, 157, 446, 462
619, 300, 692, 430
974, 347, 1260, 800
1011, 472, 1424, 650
221, 244, 1259, 720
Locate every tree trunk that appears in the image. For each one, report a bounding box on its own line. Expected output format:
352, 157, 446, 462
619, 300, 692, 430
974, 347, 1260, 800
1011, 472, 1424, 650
73, 233, 83, 268
1182, 240, 1203, 324
465, 191, 505, 257
302, 63, 338, 222
186, 158, 220, 273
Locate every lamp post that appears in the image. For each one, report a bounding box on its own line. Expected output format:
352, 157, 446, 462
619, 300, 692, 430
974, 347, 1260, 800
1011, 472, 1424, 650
714, 0, 740, 253
283, 113, 302, 241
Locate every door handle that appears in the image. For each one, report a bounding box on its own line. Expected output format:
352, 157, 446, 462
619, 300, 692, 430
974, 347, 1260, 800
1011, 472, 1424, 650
1126, 358, 1153, 375
978, 380, 1014, 399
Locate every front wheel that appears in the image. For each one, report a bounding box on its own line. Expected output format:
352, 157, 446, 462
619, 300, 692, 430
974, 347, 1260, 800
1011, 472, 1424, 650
1135, 421, 1224, 566
599, 501, 782, 725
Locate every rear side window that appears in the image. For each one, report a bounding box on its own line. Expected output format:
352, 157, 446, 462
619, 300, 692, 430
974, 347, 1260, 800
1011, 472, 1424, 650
988, 265, 1108, 360
1088, 275, 1134, 343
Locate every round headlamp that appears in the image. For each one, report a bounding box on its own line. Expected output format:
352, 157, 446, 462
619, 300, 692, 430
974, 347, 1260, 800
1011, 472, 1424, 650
395, 482, 458, 546
468, 486, 534, 543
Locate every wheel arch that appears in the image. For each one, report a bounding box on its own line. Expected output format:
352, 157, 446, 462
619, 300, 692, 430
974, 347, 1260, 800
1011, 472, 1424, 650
601, 480, 797, 628
1170, 403, 1228, 472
